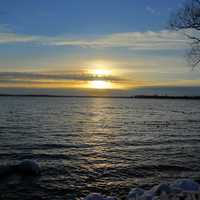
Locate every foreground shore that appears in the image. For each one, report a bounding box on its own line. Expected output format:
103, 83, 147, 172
83, 179, 200, 200
1, 160, 200, 200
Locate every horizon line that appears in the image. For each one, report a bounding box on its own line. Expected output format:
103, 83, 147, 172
0, 94, 200, 100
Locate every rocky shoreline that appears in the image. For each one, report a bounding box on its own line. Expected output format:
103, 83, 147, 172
1, 160, 200, 200
83, 179, 200, 199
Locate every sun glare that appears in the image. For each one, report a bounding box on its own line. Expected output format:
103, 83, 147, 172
85, 61, 122, 89
87, 61, 113, 77
89, 80, 112, 89
93, 69, 111, 76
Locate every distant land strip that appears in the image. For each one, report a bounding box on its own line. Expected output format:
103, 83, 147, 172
0, 94, 200, 99
134, 95, 200, 99
0, 94, 131, 98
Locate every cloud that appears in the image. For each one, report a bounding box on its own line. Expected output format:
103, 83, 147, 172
0, 71, 123, 83
0, 32, 38, 43
145, 6, 160, 15
0, 30, 190, 50
43, 30, 190, 50
0, 71, 128, 89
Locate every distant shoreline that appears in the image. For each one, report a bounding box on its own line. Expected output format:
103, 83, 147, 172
134, 95, 200, 99
0, 94, 200, 99
0, 94, 131, 99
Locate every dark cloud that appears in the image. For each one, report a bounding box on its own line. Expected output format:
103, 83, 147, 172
0, 71, 123, 84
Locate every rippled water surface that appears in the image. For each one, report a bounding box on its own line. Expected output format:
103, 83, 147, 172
0, 97, 200, 199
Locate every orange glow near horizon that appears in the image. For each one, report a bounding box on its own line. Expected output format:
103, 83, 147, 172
0, 59, 146, 90
1, 78, 191, 90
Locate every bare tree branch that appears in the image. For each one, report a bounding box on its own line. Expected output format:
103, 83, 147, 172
170, 0, 200, 68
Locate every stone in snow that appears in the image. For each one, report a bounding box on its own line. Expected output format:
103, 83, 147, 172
84, 193, 116, 200
138, 192, 155, 200
150, 183, 171, 195
16, 160, 41, 176
171, 179, 200, 192
127, 188, 145, 200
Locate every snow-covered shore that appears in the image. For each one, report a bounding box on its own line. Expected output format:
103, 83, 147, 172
83, 179, 200, 200
1, 161, 200, 200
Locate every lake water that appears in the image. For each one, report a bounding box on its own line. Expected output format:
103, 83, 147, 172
0, 97, 200, 199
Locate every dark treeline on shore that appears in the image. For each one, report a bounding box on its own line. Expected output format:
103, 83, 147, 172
134, 95, 200, 99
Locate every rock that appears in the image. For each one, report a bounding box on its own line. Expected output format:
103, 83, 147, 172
171, 179, 200, 192
16, 160, 41, 176
150, 183, 171, 195
84, 193, 116, 200
127, 188, 145, 200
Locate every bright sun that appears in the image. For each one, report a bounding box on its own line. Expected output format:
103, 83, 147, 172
89, 80, 112, 89
86, 61, 114, 89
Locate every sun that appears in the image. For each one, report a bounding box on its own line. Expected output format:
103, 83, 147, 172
89, 80, 112, 89
85, 61, 116, 89
90, 69, 111, 77
87, 61, 113, 77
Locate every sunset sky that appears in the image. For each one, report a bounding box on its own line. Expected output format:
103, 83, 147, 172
0, 0, 200, 95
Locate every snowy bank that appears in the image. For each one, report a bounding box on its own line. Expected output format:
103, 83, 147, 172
84, 179, 200, 200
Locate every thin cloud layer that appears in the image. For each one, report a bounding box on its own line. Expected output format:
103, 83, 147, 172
0, 71, 123, 83
0, 32, 38, 43
0, 30, 190, 50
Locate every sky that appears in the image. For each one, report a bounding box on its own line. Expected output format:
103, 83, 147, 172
0, 0, 200, 95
